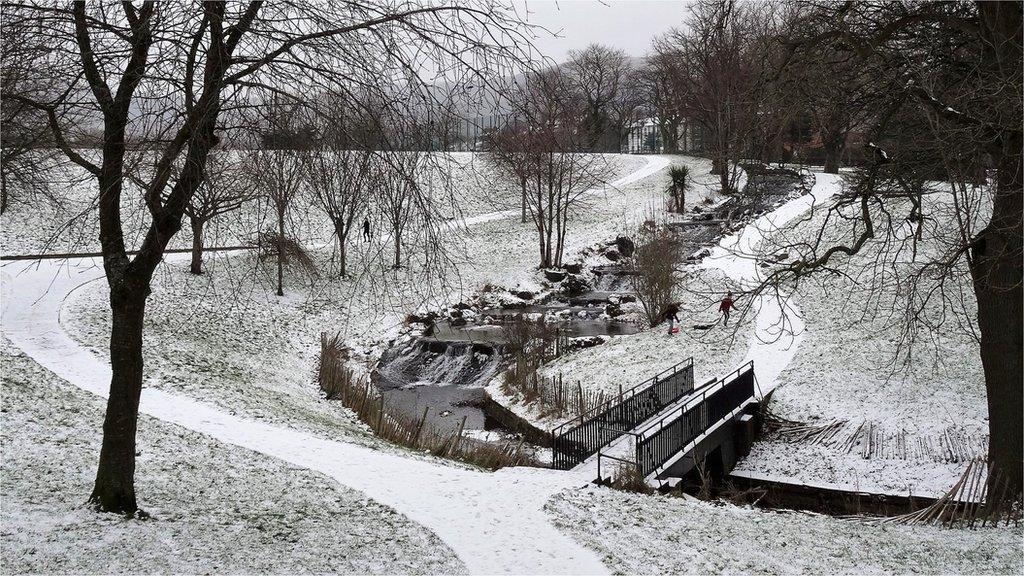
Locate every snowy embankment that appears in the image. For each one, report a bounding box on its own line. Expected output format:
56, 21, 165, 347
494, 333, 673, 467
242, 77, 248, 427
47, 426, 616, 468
700, 171, 843, 394
1, 154, 665, 575
0, 337, 465, 575
545, 486, 1021, 575
731, 176, 992, 497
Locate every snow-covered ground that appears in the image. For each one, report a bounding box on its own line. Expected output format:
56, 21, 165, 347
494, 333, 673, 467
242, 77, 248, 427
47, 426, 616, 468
546, 486, 1022, 575
0, 336, 466, 574
1, 154, 660, 574
2, 154, 1018, 574
731, 176, 991, 497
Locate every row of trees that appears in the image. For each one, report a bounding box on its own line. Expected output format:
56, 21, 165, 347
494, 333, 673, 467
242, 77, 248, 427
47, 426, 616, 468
487, 0, 1021, 500
0, 0, 536, 514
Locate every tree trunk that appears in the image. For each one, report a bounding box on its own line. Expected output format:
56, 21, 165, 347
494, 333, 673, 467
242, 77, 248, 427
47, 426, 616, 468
972, 0, 1023, 500
276, 208, 285, 296
718, 155, 731, 194
823, 135, 844, 174
189, 217, 204, 275
970, 138, 1023, 499
1, 165, 8, 215
333, 219, 347, 277
393, 222, 402, 269
89, 285, 148, 514
520, 175, 527, 224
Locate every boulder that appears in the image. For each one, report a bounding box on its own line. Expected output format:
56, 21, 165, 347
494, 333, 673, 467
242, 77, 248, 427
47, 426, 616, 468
567, 336, 605, 351
516, 290, 535, 300
543, 269, 567, 282
604, 249, 621, 262
405, 312, 436, 325
564, 262, 583, 274
560, 273, 592, 297
615, 235, 636, 257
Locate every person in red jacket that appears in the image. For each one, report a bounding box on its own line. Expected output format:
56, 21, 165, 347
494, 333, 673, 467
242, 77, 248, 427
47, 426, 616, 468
719, 292, 739, 325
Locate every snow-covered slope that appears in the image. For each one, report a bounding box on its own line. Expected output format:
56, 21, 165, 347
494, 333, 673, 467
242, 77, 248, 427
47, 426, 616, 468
1, 337, 466, 575
546, 486, 1022, 575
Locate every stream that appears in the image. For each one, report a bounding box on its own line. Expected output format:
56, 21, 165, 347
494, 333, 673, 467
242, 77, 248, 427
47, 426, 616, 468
370, 164, 807, 444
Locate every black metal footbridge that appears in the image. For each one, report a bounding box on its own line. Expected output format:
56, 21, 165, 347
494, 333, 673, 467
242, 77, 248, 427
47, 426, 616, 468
550, 360, 758, 485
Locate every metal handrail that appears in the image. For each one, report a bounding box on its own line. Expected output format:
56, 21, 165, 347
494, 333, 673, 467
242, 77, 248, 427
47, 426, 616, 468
634, 361, 756, 478
596, 451, 640, 484
550, 357, 696, 470
635, 361, 752, 442
550, 357, 694, 437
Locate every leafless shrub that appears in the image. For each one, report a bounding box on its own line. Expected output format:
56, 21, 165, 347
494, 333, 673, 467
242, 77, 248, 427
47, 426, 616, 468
719, 481, 767, 507
693, 455, 714, 501
630, 223, 680, 327
256, 228, 318, 279
607, 464, 655, 495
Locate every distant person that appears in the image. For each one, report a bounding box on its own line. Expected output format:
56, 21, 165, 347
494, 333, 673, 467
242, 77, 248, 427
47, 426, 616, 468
719, 292, 739, 326
362, 217, 371, 242
664, 302, 680, 336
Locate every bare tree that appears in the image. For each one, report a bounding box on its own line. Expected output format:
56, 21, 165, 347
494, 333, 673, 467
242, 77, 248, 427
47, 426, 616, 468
495, 67, 612, 268
0, 13, 70, 215
376, 148, 423, 270
249, 98, 310, 296
182, 146, 255, 274
631, 223, 680, 327
485, 120, 532, 223
661, 0, 771, 193
567, 43, 635, 152
638, 45, 686, 154
304, 125, 372, 277
3, 0, 535, 514
754, 0, 1022, 498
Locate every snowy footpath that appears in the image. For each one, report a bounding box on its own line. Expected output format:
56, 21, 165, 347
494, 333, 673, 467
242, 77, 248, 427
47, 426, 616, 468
702, 172, 843, 395
2, 260, 608, 575
0, 156, 667, 575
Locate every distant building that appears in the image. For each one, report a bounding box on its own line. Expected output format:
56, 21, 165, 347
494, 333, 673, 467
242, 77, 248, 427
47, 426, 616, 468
622, 117, 700, 154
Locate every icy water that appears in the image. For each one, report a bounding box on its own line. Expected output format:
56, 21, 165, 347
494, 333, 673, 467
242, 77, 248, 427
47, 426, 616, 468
429, 317, 640, 344
374, 302, 640, 434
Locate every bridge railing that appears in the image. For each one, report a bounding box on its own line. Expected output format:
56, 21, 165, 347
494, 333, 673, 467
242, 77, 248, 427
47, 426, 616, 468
634, 361, 755, 478
550, 358, 694, 470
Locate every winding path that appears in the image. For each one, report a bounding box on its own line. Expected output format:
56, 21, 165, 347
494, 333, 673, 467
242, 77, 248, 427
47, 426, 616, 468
0, 158, 837, 574
702, 171, 843, 394
0, 155, 668, 575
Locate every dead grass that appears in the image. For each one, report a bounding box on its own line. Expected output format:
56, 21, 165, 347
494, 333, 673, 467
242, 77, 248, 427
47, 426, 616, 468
606, 463, 655, 495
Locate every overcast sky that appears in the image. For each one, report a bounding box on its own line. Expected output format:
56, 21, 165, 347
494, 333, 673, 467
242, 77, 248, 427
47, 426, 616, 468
517, 0, 690, 63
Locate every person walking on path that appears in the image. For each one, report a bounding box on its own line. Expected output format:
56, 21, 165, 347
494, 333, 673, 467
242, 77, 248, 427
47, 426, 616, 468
362, 217, 371, 242
664, 302, 681, 335
719, 292, 739, 326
